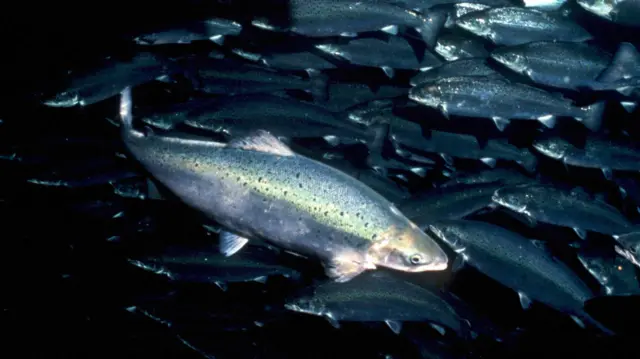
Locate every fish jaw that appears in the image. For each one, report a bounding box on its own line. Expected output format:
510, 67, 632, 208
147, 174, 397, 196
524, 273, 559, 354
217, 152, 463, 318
367, 224, 449, 273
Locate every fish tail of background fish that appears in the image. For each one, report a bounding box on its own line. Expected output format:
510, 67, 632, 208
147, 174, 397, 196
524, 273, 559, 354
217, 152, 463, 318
120, 87, 143, 141
596, 43, 640, 92
519, 151, 538, 173
577, 101, 606, 132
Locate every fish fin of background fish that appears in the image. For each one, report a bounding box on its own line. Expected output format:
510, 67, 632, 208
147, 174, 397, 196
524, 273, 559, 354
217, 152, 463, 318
576, 102, 605, 132
597, 43, 640, 83
146, 179, 165, 200
517, 154, 538, 173
451, 255, 465, 272
228, 130, 295, 156
480, 157, 497, 168
518, 292, 532, 310
385, 320, 403, 334
381, 66, 395, 78
429, 323, 446, 336
440, 153, 454, 165
620, 101, 637, 113
253, 275, 268, 284
537, 114, 556, 129
219, 231, 250, 257
573, 228, 588, 240
323, 258, 367, 283
415, 11, 446, 48
381, 25, 399, 35
492, 117, 509, 131
214, 281, 228, 291
573, 313, 616, 336
324, 314, 341, 329
601, 168, 613, 180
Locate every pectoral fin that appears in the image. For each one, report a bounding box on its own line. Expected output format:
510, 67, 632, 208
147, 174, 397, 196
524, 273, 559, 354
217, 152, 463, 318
323, 257, 368, 283
219, 231, 249, 257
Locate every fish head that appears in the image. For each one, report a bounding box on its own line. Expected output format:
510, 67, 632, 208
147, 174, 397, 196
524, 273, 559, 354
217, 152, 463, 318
491, 185, 532, 214
490, 49, 527, 75
456, 13, 492, 38
43, 91, 82, 107
577, 0, 616, 20
368, 223, 448, 272
408, 84, 441, 108
427, 222, 466, 252
532, 138, 570, 160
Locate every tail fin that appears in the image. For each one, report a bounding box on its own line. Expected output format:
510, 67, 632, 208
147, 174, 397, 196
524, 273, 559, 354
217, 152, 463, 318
416, 11, 446, 48
577, 101, 606, 132
597, 43, 640, 85
119, 87, 144, 139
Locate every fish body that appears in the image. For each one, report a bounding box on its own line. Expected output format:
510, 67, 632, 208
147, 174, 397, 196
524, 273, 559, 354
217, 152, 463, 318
392, 129, 538, 172
456, 7, 592, 46
128, 244, 301, 284
315, 36, 442, 73
133, 18, 242, 45
492, 184, 635, 235
491, 41, 614, 91
257, 0, 446, 46
409, 76, 605, 131
428, 219, 611, 333
399, 181, 507, 225
533, 136, 640, 172
285, 270, 466, 335
43, 53, 172, 107
181, 94, 375, 146
441, 168, 532, 187
410, 57, 500, 86
119, 88, 447, 282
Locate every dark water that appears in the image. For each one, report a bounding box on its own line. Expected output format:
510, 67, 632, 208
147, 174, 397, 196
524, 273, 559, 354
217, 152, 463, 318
2, 1, 640, 358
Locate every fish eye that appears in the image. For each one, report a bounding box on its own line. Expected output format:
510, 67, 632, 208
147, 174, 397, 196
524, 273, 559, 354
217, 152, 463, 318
410, 254, 424, 265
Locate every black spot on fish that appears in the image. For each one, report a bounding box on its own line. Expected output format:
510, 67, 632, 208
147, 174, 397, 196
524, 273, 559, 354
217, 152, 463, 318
258, 177, 263, 182
299, 183, 303, 188
296, 173, 300, 179
364, 222, 369, 228
324, 211, 328, 216
284, 191, 288, 196
340, 211, 344, 216
243, 182, 247, 186
236, 177, 240, 181
372, 234, 377, 240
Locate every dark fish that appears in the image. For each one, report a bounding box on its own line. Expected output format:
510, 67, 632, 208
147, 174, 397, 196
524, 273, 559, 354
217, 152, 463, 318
578, 0, 640, 27
254, 0, 447, 47
409, 76, 605, 131
128, 244, 301, 288
491, 41, 640, 92
119, 88, 447, 282
187, 58, 328, 99
322, 83, 408, 112
577, 242, 640, 296
533, 136, 640, 178
43, 53, 175, 107
391, 128, 538, 172
410, 57, 501, 86
434, 33, 489, 61
179, 94, 385, 149
284, 270, 467, 336
315, 36, 442, 77
428, 219, 614, 334
133, 19, 242, 45
492, 184, 635, 236
441, 168, 533, 187
399, 181, 508, 225
237, 50, 339, 72
456, 7, 592, 46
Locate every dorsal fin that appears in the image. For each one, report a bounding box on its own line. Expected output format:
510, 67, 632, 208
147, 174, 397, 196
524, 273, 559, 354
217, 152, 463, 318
228, 130, 295, 156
